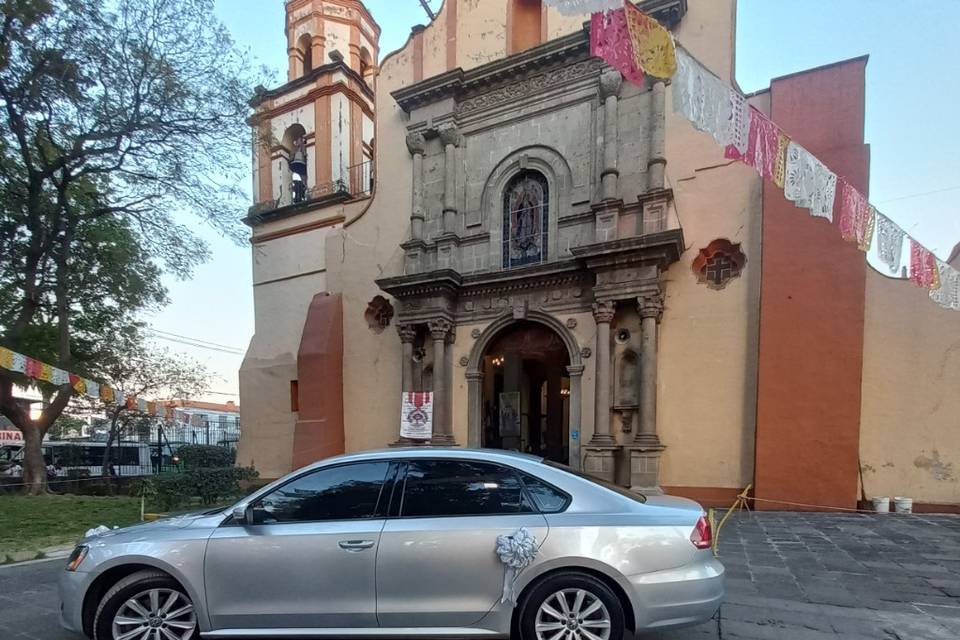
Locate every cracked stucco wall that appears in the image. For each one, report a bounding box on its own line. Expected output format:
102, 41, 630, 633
860, 268, 960, 504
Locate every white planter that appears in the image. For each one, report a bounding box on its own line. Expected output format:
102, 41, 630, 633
894, 497, 913, 514
871, 497, 890, 513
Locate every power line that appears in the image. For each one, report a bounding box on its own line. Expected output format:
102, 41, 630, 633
147, 334, 244, 356
146, 328, 244, 352
876, 184, 960, 204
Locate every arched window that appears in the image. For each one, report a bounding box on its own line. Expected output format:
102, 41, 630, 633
359, 46, 373, 80
503, 170, 548, 269
299, 33, 314, 74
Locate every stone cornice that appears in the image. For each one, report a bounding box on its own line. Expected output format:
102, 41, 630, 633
391, 29, 593, 113
250, 59, 373, 109
571, 229, 686, 269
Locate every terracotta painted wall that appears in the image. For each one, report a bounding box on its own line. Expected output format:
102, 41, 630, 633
754, 57, 870, 510
860, 269, 960, 505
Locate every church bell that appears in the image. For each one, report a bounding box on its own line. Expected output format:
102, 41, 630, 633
289, 144, 307, 176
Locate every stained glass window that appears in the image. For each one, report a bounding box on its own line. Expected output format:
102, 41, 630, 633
502, 171, 548, 269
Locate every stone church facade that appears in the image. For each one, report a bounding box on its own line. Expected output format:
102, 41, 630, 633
239, 0, 960, 510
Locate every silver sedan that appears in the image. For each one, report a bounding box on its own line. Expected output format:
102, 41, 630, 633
59, 448, 723, 640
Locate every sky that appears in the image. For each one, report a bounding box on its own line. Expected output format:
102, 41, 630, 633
146, 0, 959, 403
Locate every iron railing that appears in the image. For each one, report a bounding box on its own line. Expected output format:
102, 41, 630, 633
248, 160, 374, 217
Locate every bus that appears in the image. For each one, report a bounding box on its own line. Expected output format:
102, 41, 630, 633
0, 432, 152, 477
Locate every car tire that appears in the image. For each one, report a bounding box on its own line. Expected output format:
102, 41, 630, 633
518, 571, 625, 640
93, 569, 198, 640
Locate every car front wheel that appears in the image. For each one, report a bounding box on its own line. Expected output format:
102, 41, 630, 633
93, 569, 197, 640
518, 571, 624, 640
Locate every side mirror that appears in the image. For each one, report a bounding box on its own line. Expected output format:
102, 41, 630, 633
231, 505, 250, 525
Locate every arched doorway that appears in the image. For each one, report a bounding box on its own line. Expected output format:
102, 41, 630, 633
478, 321, 571, 464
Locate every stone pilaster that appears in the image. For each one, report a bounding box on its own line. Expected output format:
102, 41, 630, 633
406, 132, 426, 241
599, 70, 622, 201
648, 81, 667, 191
584, 300, 619, 482
428, 319, 456, 445
439, 125, 462, 234
392, 323, 420, 446
566, 364, 585, 471
629, 291, 665, 493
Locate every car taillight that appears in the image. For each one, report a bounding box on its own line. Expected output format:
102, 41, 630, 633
690, 515, 712, 550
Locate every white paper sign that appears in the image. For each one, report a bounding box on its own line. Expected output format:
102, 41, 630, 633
400, 392, 433, 440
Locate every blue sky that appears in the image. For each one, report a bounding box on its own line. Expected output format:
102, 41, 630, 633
148, 0, 958, 400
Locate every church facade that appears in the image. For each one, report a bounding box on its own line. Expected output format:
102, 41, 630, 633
239, 0, 959, 511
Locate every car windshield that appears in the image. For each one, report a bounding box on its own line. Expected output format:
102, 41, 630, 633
544, 461, 646, 503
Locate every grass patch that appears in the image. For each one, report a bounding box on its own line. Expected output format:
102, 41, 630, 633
0, 495, 145, 554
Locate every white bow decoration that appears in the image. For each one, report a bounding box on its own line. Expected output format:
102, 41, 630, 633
496, 527, 539, 603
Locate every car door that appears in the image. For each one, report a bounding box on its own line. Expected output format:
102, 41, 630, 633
376, 459, 549, 628
204, 460, 396, 631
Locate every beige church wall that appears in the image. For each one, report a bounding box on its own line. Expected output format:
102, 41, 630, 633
675, 0, 738, 86
454, 0, 506, 70
422, 7, 448, 80
859, 269, 960, 505
252, 227, 330, 285
240, 271, 328, 477
322, 39, 418, 454
656, 161, 761, 490
656, 93, 761, 491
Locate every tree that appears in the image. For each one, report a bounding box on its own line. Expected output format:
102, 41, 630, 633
0, 0, 258, 493
94, 340, 210, 480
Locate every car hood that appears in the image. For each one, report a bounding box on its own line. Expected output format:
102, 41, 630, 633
83, 509, 226, 542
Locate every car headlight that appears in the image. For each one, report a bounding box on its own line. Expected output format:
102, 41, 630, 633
65, 545, 88, 572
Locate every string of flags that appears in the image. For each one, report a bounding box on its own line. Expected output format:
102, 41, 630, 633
575, 0, 960, 310
0, 346, 175, 418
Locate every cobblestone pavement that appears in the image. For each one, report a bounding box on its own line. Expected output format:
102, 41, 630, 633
1, 512, 958, 639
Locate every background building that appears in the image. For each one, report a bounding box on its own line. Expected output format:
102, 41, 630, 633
239, 0, 959, 511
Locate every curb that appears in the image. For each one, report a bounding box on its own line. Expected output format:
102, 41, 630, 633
0, 544, 75, 568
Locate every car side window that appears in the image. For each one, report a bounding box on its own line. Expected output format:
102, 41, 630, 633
520, 472, 570, 513
400, 460, 534, 517
254, 461, 390, 523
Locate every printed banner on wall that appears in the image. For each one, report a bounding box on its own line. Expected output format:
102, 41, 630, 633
400, 392, 434, 440
499, 392, 522, 437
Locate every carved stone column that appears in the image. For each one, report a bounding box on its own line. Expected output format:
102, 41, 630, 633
583, 301, 619, 482
398, 324, 417, 393
629, 291, 665, 493
439, 126, 461, 234
406, 132, 426, 241
648, 81, 667, 191
566, 364, 585, 471
600, 71, 622, 201
428, 319, 456, 445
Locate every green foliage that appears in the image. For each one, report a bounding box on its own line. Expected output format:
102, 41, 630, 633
48, 413, 85, 439
131, 465, 258, 511
175, 444, 235, 469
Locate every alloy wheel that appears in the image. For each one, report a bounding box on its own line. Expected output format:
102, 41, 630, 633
534, 587, 612, 640
111, 587, 196, 640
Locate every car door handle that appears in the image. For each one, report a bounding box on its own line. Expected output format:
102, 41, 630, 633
338, 539, 375, 552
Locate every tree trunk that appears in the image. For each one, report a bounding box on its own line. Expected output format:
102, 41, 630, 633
20, 423, 48, 496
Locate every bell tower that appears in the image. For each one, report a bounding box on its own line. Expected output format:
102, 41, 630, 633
246, 0, 379, 219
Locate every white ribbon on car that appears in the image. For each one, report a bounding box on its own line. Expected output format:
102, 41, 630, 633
496, 527, 538, 603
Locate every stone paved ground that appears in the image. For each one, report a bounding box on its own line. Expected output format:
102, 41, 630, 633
1, 512, 958, 639
654, 511, 960, 640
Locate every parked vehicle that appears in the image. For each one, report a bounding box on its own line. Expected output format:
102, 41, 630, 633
3, 438, 153, 478
59, 448, 724, 640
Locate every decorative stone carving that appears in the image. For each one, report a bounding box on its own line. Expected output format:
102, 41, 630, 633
471, 327, 482, 339
691, 239, 747, 291
428, 319, 453, 340
438, 125, 462, 148
455, 60, 598, 116
637, 292, 664, 321
565, 318, 578, 329
459, 356, 469, 367
364, 296, 395, 333
592, 300, 616, 324
599, 70, 623, 100
397, 323, 417, 343
405, 131, 426, 156
580, 347, 592, 359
